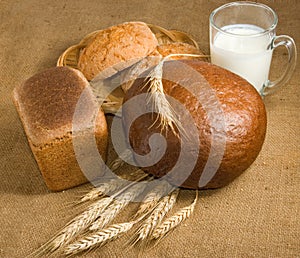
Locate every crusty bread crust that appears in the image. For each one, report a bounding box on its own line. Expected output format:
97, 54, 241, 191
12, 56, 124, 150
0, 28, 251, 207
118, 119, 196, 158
13, 67, 108, 191
78, 22, 158, 80
123, 60, 267, 189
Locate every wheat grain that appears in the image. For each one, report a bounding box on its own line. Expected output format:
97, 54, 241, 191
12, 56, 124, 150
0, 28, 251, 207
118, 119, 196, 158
145, 53, 209, 138
152, 190, 198, 240
79, 150, 134, 204
133, 180, 172, 219
34, 196, 113, 255
32, 171, 148, 256
64, 222, 135, 256
145, 62, 180, 137
89, 182, 147, 231
80, 178, 126, 203
80, 159, 146, 204
132, 188, 180, 245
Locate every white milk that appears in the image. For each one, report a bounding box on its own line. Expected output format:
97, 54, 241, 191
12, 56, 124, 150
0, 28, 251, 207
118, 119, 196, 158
210, 24, 273, 92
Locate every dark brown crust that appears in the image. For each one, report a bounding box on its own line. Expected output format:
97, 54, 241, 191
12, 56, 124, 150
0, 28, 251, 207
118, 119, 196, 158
122, 60, 267, 189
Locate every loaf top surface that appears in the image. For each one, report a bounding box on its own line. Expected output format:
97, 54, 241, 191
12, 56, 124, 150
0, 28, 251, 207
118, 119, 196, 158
123, 60, 267, 189
13, 66, 99, 146
78, 21, 158, 80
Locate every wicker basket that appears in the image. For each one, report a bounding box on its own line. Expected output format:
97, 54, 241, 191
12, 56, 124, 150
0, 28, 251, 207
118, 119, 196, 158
56, 24, 200, 116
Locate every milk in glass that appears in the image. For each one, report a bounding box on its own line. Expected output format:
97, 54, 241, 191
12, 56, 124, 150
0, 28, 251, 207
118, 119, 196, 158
211, 24, 273, 92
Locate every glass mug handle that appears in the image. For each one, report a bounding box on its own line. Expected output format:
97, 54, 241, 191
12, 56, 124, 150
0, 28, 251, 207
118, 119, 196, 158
261, 35, 297, 96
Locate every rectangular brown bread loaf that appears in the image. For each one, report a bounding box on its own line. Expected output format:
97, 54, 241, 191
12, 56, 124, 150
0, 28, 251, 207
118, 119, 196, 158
13, 66, 108, 191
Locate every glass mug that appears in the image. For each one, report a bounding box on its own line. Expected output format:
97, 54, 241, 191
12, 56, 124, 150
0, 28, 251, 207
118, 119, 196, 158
209, 1, 297, 96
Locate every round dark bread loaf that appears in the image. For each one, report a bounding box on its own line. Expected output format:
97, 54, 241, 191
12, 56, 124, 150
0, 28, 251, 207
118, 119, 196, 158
122, 60, 267, 189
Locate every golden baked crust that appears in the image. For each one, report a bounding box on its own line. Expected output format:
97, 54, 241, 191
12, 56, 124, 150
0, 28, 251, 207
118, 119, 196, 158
78, 22, 158, 80
13, 67, 108, 191
122, 60, 267, 189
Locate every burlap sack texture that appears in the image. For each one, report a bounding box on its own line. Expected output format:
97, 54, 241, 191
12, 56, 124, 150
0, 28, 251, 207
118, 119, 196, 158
0, 0, 299, 257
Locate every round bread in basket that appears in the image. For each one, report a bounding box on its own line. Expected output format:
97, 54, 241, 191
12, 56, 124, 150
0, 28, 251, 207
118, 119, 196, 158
56, 22, 205, 115
57, 22, 200, 72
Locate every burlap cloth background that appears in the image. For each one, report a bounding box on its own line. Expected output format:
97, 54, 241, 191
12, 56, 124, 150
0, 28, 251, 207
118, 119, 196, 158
0, 0, 299, 257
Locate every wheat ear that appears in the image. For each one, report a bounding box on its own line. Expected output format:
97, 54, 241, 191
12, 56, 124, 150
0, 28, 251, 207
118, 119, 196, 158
31, 171, 148, 257
131, 188, 180, 245
89, 182, 147, 231
65, 221, 136, 256
152, 190, 198, 240
31, 196, 113, 256
145, 62, 181, 137
79, 149, 135, 204
133, 180, 172, 220
145, 53, 208, 138
79, 178, 126, 203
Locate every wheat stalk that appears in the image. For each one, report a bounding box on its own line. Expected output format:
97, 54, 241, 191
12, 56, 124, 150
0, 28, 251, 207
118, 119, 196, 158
121, 55, 161, 93
64, 221, 136, 256
133, 180, 172, 219
152, 190, 198, 240
131, 188, 180, 245
89, 182, 147, 231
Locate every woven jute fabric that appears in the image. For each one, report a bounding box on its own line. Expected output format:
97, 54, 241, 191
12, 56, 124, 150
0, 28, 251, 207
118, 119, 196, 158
0, 0, 299, 257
